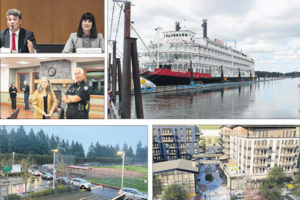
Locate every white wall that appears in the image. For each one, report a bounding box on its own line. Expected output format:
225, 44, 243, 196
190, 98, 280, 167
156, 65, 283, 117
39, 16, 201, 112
1, 67, 9, 92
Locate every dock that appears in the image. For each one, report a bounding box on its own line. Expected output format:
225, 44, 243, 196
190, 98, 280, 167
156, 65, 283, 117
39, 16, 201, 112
136, 79, 271, 94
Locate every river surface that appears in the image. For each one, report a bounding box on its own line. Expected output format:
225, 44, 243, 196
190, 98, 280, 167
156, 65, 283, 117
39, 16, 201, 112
128, 78, 300, 119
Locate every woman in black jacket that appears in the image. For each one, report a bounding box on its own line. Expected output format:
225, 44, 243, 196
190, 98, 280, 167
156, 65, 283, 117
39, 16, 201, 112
9, 83, 17, 109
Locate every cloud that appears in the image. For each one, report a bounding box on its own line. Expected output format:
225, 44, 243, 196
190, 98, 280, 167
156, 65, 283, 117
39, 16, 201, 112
108, 0, 300, 73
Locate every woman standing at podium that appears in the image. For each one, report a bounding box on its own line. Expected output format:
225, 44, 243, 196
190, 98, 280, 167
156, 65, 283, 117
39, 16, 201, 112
62, 12, 104, 53
32, 77, 57, 119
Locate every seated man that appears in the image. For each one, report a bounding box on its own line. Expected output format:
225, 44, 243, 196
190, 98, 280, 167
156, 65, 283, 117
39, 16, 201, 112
0, 9, 38, 53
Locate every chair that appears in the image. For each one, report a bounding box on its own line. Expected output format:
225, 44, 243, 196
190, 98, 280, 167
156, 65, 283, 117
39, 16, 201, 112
7, 108, 20, 119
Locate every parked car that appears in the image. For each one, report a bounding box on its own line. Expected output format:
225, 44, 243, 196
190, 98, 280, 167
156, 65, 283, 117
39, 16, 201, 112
42, 172, 53, 180
32, 170, 41, 176
57, 176, 70, 185
70, 178, 92, 190
122, 187, 148, 200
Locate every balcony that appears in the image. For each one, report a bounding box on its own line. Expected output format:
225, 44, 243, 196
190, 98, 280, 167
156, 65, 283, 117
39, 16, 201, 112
255, 146, 269, 150
281, 144, 298, 148
253, 163, 268, 167
163, 138, 175, 143
280, 153, 297, 157
254, 154, 268, 158
280, 162, 295, 166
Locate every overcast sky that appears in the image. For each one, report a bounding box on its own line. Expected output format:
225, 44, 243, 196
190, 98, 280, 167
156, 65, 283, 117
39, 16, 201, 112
4, 126, 148, 155
108, 0, 300, 73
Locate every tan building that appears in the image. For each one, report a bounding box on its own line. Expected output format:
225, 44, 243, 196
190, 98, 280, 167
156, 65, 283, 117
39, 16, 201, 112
220, 125, 300, 189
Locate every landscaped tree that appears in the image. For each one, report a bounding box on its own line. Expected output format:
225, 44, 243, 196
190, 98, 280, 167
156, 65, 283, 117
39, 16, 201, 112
260, 166, 288, 200
293, 168, 300, 197
20, 157, 33, 194
162, 184, 188, 200
199, 139, 206, 152
207, 138, 212, 145
57, 158, 67, 178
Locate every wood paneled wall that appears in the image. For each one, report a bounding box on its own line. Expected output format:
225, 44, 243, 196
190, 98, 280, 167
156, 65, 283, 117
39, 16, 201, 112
0, 0, 104, 44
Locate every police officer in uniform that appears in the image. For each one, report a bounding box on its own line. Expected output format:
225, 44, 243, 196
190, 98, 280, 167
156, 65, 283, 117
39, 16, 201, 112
62, 67, 90, 119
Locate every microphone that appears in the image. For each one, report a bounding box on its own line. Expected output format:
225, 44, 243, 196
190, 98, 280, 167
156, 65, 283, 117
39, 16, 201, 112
72, 38, 79, 53
11, 24, 14, 32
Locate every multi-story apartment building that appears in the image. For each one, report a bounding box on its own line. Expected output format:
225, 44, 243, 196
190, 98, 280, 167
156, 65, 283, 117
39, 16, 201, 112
153, 125, 201, 162
220, 125, 300, 189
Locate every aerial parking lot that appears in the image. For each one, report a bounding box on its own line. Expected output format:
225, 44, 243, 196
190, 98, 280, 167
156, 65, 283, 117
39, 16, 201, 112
0, 126, 148, 200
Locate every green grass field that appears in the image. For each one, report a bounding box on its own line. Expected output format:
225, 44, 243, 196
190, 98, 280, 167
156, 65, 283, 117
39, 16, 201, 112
87, 176, 148, 193
91, 165, 147, 175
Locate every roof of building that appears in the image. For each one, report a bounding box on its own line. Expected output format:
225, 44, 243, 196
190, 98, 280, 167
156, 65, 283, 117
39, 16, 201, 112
153, 159, 198, 174
220, 125, 298, 129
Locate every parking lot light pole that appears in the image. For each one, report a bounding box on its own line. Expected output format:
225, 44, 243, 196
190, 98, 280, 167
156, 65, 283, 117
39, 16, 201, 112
117, 151, 125, 193
51, 149, 59, 189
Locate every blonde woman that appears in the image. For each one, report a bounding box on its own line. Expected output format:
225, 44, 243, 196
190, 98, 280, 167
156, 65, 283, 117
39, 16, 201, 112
32, 77, 57, 119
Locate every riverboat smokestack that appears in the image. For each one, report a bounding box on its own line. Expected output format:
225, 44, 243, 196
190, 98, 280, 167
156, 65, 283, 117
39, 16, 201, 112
175, 21, 181, 31
202, 19, 208, 38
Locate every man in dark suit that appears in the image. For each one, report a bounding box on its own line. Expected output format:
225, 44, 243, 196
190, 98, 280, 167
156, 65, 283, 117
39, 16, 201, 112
22, 81, 30, 110
0, 8, 38, 53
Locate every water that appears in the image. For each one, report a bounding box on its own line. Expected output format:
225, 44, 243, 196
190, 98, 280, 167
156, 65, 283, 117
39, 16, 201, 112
132, 78, 300, 119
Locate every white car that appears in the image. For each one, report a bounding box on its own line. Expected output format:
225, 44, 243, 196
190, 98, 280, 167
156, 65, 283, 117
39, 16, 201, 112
32, 170, 41, 176
70, 178, 92, 190
123, 187, 148, 200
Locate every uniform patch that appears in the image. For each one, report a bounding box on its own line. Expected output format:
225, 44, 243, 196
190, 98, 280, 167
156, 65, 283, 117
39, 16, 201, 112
84, 86, 89, 91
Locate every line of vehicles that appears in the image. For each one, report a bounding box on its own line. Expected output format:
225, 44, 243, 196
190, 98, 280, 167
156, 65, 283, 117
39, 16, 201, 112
29, 169, 147, 199
3, 165, 148, 199
30, 169, 93, 191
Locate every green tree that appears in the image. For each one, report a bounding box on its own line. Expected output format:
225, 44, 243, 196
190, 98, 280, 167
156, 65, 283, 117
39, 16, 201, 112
49, 134, 58, 150
199, 139, 206, 148
293, 168, 300, 197
0, 127, 10, 153
28, 129, 38, 154
127, 146, 135, 158
260, 166, 288, 200
207, 138, 212, 145
87, 143, 95, 157
136, 141, 143, 161
57, 158, 67, 177
162, 184, 188, 200
20, 157, 33, 194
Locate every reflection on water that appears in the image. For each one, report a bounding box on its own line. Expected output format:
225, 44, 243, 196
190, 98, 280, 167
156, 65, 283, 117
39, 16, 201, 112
133, 78, 300, 119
